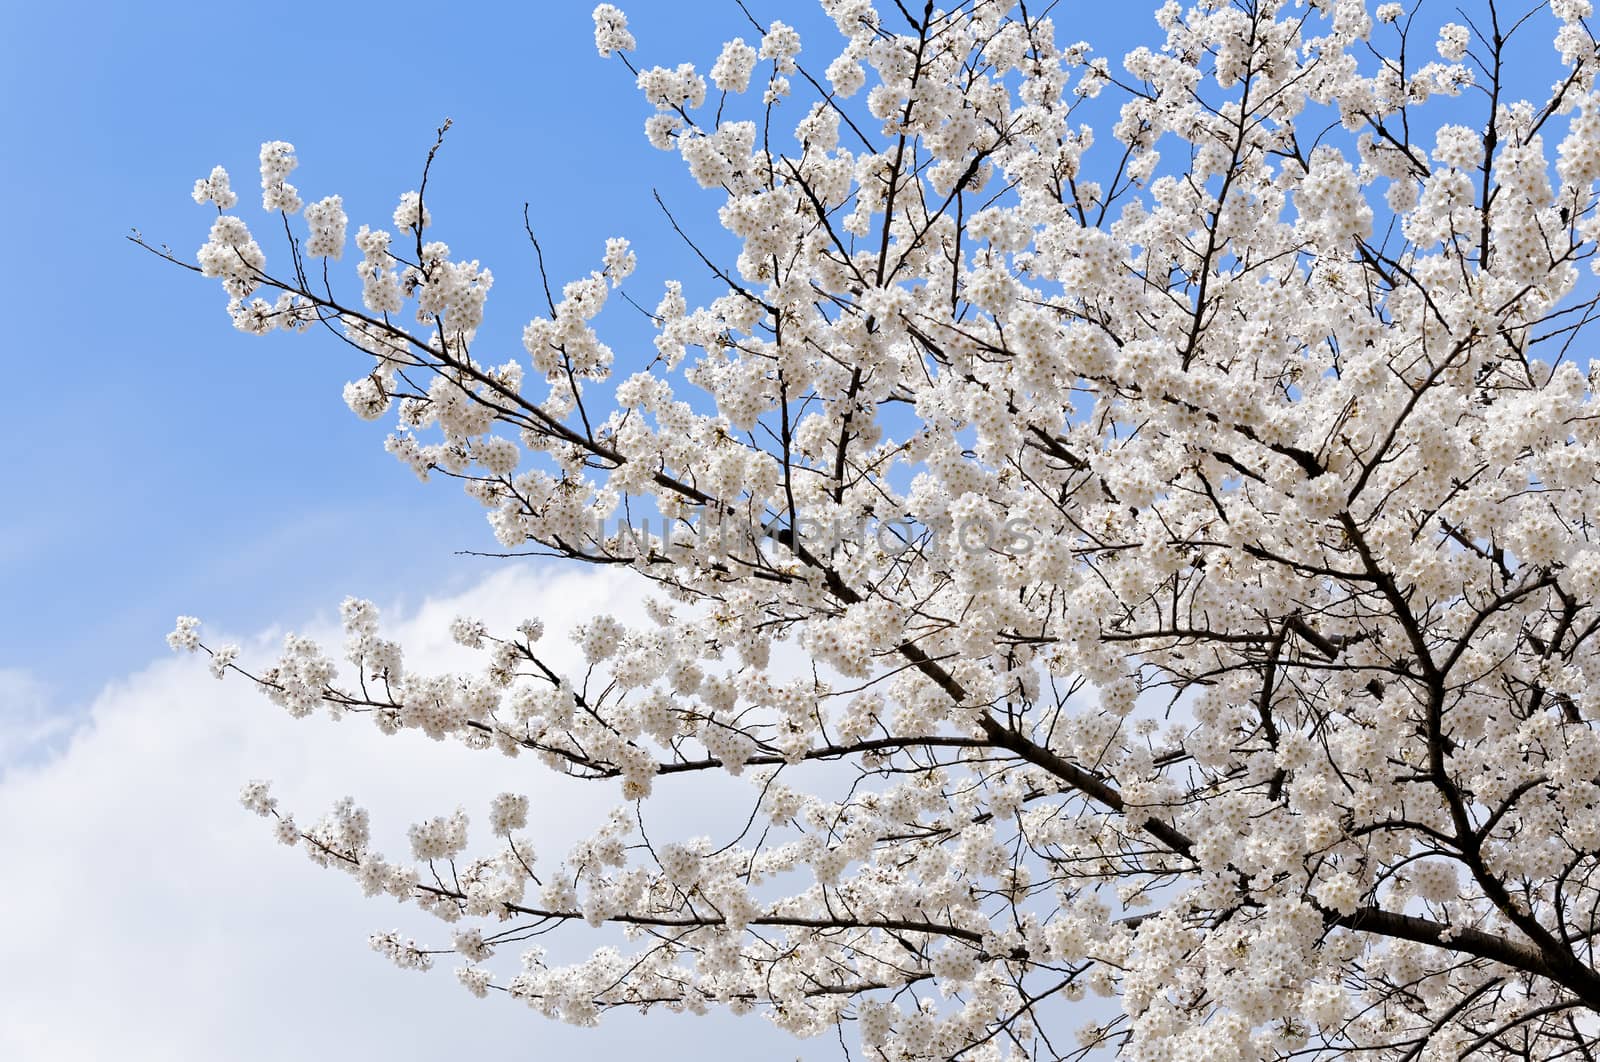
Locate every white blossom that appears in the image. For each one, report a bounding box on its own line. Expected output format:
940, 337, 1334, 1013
153, 2, 1600, 1057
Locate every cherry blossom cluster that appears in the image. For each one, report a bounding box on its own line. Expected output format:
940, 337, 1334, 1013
151, 0, 1600, 1057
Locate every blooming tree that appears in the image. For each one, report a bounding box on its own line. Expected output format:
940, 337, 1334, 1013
147, 0, 1600, 1056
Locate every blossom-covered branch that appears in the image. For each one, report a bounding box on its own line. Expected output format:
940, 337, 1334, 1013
150, 0, 1600, 1056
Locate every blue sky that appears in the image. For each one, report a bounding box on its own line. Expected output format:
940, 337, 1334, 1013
0, 0, 798, 710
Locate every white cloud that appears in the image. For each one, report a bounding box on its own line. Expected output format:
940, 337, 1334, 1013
0, 564, 824, 1061
0, 668, 73, 770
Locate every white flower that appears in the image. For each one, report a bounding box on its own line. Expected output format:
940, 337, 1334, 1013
304, 195, 347, 259
591, 4, 634, 57
759, 20, 801, 74
488, 793, 529, 834
208, 644, 239, 679
1437, 22, 1470, 60
601, 236, 636, 285
711, 38, 758, 93
1315, 873, 1364, 916
259, 140, 302, 214
166, 616, 201, 652
192, 165, 237, 209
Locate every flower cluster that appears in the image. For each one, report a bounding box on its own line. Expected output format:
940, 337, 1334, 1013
156, 0, 1600, 1058
259, 140, 301, 214
303, 195, 346, 259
